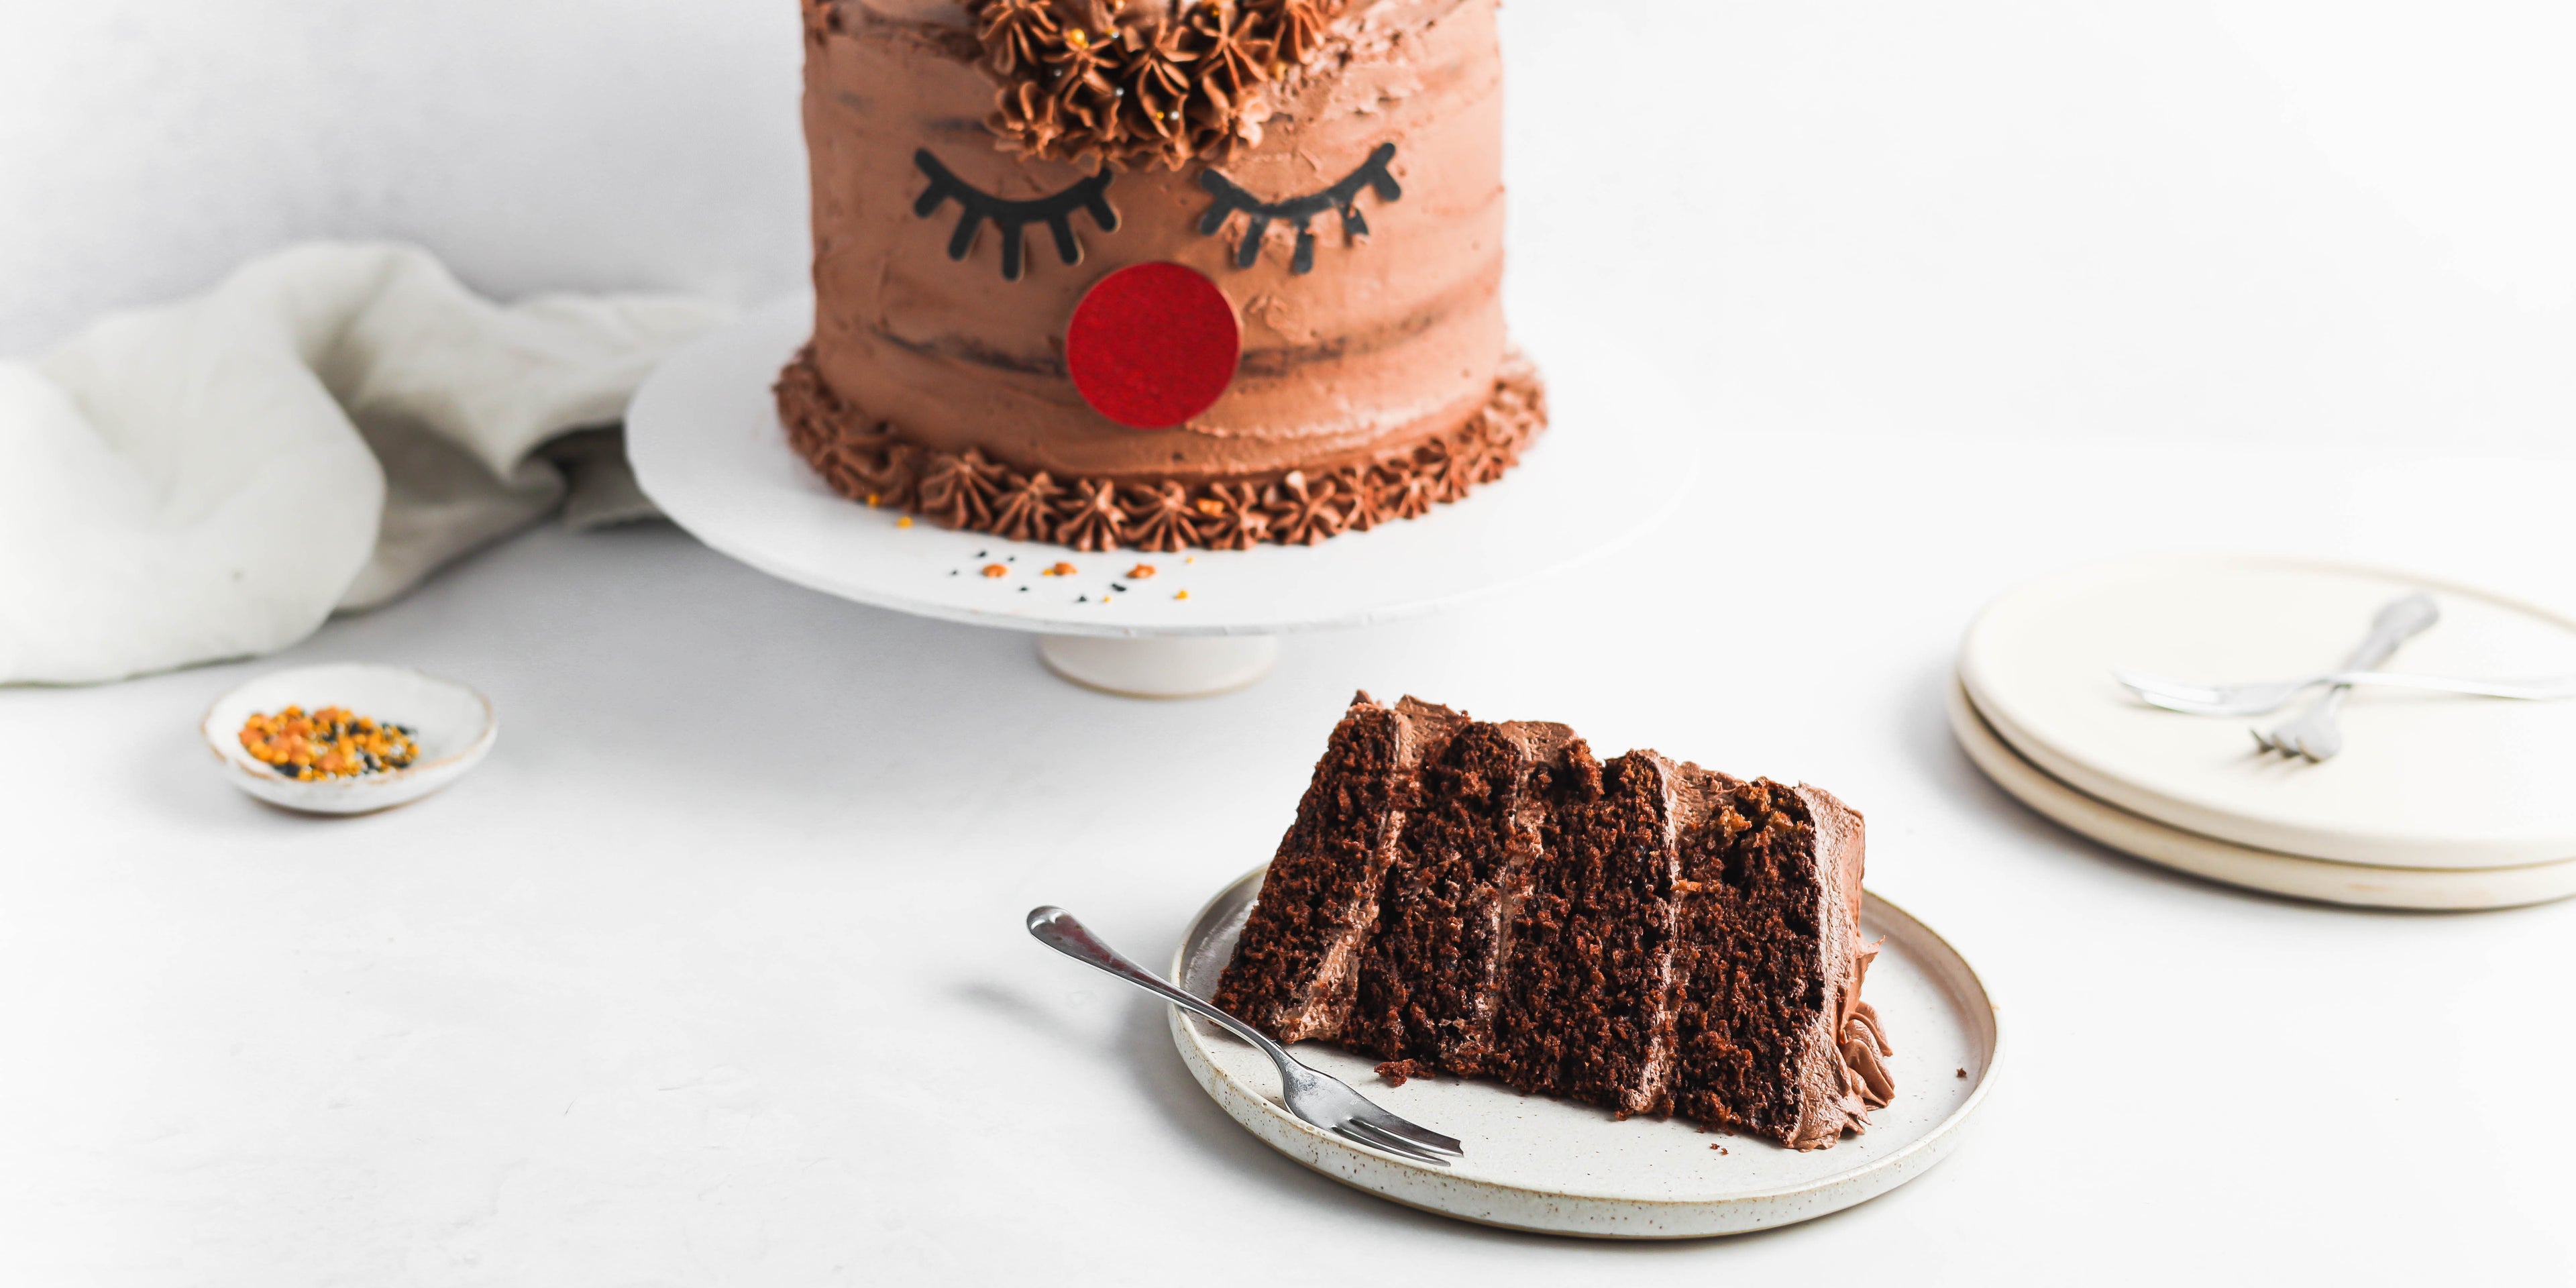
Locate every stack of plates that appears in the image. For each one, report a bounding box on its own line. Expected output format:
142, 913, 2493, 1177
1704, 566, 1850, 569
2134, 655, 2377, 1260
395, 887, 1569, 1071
1953, 554, 2576, 910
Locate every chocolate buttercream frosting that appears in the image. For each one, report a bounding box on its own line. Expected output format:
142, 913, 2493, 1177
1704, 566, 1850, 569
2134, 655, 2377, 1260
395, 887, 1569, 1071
777, 344, 1543, 551
790, 0, 1536, 550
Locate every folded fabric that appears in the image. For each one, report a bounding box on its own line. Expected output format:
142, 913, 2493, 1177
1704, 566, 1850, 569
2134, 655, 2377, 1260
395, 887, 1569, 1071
0, 242, 731, 686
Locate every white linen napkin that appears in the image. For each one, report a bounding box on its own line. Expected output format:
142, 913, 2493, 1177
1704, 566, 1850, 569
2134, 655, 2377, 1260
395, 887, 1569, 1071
0, 242, 731, 685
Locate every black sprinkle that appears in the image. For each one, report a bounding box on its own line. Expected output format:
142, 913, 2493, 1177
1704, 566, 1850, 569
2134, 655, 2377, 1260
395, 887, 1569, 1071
1077, 595, 1089, 602
270, 762, 300, 778
1006, 555, 1016, 563
1110, 583, 1128, 592
1018, 586, 1029, 593
949, 570, 959, 577
976, 549, 987, 557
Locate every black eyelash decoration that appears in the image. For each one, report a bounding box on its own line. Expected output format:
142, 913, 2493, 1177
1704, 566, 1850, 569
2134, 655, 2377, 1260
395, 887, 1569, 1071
912, 150, 1119, 282
1196, 143, 1403, 275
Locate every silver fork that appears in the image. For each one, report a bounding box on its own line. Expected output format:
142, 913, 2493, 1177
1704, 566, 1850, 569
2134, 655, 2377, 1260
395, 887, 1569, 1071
1024, 906, 1465, 1167
2118, 667, 2576, 716
2251, 592, 2440, 761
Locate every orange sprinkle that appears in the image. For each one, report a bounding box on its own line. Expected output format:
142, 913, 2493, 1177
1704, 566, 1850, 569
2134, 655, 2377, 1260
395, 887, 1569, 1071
1175, 590, 1190, 600
1046, 561, 1078, 577
1193, 499, 1227, 518
896, 515, 913, 529
1126, 564, 1157, 579
981, 564, 1008, 578
865, 493, 881, 507
237, 704, 418, 782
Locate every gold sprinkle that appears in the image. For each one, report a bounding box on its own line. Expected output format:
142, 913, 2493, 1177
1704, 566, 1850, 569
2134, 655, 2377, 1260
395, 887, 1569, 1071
1184, 555, 1197, 564
1065, 28, 1090, 48
1175, 589, 1190, 600
981, 564, 1008, 578
865, 493, 881, 507
1127, 564, 1157, 579
896, 515, 913, 529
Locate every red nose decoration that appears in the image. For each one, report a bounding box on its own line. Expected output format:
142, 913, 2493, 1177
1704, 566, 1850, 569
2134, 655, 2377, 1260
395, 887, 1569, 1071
1065, 262, 1240, 430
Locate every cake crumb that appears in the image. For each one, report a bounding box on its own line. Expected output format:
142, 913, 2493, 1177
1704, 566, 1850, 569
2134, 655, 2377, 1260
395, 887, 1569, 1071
1127, 564, 1156, 578
1956, 1068, 1968, 1079
1709, 1144, 1727, 1154
981, 564, 1008, 578
1374, 1059, 1434, 1087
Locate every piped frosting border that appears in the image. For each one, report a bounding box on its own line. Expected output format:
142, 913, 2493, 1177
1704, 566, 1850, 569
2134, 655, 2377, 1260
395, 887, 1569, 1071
774, 347, 1547, 552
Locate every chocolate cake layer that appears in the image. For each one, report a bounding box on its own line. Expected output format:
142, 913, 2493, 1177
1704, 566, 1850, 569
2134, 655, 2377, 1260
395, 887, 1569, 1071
1212, 694, 1464, 1042
1491, 750, 1719, 1118
1667, 780, 1891, 1148
1346, 719, 1584, 1075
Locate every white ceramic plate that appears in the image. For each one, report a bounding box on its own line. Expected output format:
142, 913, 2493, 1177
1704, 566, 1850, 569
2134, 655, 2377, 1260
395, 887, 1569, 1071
1167, 865, 2001, 1238
201, 663, 496, 814
1960, 554, 2576, 869
627, 295, 1700, 640
1947, 678, 2576, 910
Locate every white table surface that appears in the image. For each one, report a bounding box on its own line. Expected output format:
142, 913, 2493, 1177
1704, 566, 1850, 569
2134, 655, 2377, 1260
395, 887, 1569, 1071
6, 426, 2574, 1285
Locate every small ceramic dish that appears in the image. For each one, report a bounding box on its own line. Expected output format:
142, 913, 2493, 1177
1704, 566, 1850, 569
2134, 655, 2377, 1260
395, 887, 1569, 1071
201, 663, 496, 814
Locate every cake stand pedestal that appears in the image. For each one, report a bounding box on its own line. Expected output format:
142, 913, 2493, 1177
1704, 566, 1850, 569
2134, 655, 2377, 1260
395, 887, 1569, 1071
627, 295, 1696, 698
1036, 635, 1279, 698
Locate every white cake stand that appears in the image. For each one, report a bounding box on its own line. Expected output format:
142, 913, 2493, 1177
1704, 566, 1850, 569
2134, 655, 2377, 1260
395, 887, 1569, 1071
627, 295, 1697, 696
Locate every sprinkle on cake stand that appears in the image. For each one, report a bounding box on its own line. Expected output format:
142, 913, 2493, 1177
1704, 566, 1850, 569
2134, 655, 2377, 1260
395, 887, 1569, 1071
628, 296, 1698, 698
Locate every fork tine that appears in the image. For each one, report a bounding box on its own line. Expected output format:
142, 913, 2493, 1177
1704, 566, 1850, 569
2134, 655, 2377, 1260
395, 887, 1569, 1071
2250, 727, 2276, 755
1344, 1104, 1465, 1155
1334, 1122, 1451, 1167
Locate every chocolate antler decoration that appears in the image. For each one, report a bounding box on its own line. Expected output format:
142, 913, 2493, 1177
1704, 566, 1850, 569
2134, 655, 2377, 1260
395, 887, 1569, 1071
913, 150, 1119, 281
1196, 142, 1400, 274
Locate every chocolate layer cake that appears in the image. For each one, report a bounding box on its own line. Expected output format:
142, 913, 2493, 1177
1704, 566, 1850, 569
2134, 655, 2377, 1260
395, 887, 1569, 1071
780, 1, 1546, 551
1213, 694, 1894, 1150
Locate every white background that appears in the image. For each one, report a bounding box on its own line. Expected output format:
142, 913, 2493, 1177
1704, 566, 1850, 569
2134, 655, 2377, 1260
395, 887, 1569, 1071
5, 1, 2576, 1284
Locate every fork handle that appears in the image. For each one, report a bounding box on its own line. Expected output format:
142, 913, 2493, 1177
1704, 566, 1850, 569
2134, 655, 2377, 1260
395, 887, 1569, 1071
2334, 672, 2576, 700
2341, 592, 2438, 672
1026, 906, 1299, 1071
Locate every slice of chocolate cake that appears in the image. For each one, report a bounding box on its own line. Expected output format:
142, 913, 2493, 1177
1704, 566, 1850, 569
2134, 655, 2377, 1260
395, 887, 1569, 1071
1215, 696, 1895, 1150
1346, 720, 1589, 1077
1212, 694, 1465, 1042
